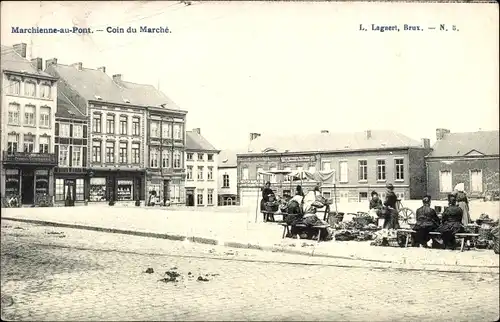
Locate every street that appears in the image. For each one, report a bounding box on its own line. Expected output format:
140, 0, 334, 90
1, 221, 499, 321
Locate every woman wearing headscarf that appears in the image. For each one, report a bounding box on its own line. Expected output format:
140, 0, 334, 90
438, 194, 465, 249
413, 195, 441, 247
454, 183, 472, 226
260, 181, 274, 211
300, 186, 334, 241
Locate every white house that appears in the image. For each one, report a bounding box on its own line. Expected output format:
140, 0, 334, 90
217, 149, 240, 205
184, 128, 220, 206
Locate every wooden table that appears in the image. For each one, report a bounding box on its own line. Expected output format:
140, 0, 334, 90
455, 233, 480, 252
397, 229, 416, 247
280, 222, 330, 243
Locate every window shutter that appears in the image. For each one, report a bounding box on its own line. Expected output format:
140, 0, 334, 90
69, 146, 73, 167
82, 147, 87, 167
55, 123, 59, 136
54, 145, 59, 164
83, 125, 87, 138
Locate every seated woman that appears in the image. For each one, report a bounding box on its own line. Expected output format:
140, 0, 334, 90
297, 186, 334, 241
413, 195, 440, 247
437, 194, 465, 249
285, 185, 304, 216
368, 191, 383, 219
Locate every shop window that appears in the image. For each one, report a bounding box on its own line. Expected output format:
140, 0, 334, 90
5, 169, 20, 198
76, 179, 84, 201
55, 179, 65, 201
89, 177, 106, 201
117, 179, 133, 201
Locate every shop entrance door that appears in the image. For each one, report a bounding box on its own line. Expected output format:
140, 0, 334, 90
21, 174, 34, 205
64, 180, 76, 206
186, 189, 194, 206
163, 180, 170, 204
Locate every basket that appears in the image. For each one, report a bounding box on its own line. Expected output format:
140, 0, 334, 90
479, 227, 493, 240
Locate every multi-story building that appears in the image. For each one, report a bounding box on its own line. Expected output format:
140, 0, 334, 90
146, 105, 187, 205
1, 43, 58, 206
53, 92, 88, 205
237, 130, 432, 208
184, 128, 220, 207
217, 149, 241, 205
426, 129, 499, 200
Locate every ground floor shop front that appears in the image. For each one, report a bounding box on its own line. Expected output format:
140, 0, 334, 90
1, 166, 54, 206
146, 172, 185, 205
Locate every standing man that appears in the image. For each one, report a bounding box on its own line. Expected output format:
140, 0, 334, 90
382, 183, 400, 229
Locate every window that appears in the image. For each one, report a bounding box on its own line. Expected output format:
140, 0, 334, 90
72, 146, 82, 167
162, 123, 171, 138
24, 82, 36, 97
197, 153, 204, 161
119, 142, 127, 163
39, 136, 49, 153
321, 161, 331, 171
187, 153, 193, 161
132, 143, 140, 164
359, 192, 368, 202
73, 124, 83, 138
395, 159, 404, 181
7, 134, 19, 154
23, 134, 34, 153
24, 105, 35, 126
162, 150, 170, 168
470, 170, 483, 192
309, 166, 316, 173
40, 107, 51, 127
76, 179, 84, 201
92, 141, 102, 163
296, 166, 303, 176
132, 117, 140, 136
59, 145, 69, 166
105, 142, 115, 163
207, 189, 214, 205
8, 103, 20, 125
93, 114, 102, 133
150, 121, 160, 137
284, 167, 292, 181
106, 114, 115, 134
270, 167, 277, 183
358, 160, 368, 181
339, 161, 348, 183
119, 116, 128, 135
223, 174, 229, 188
174, 124, 182, 139
257, 167, 264, 181
197, 166, 204, 180
323, 192, 331, 199
197, 189, 203, 205
8, 79, 20, 95
242, 168, 249, 180
377, 160, 386, 181
207, 167, 213, 180
149, 147, 159, 168
208, 154, 214, 161
60, 123, 70, 137
439, 170, 452, 192
187, 166, 193, 180
173, 151, 181, 168
40, 84, 51, 99
55, 179, 64, 201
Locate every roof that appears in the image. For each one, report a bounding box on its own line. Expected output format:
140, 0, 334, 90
218, 149, 246, 167
1, 45, 55, 79
426, 130, 499, 158
186, 131, 219, 152
245, 130, 424, 154
55, 92, 86, 120
46, 63, 184, 110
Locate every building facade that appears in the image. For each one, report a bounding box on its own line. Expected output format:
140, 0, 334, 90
217, 149, 240, 205
185, 129, 220, 207
237, 130, 432, 208
1, 43, 58, 206
146, 106, 187, 205
426, 129, 500, 200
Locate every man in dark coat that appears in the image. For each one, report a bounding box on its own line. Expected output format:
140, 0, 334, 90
413, 195, 440, 247
382, 183, 400, 229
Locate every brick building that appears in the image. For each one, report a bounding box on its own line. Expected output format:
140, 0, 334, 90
426, 129, 500, 200
237, 130, 432, 208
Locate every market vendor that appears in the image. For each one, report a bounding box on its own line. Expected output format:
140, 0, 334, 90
437, 194, 465, 249
382, 183, 400, 229
413, 195, 440, 247
260, 181, 275, 211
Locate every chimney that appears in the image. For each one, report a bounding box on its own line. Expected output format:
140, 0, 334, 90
320, 130, 329, 134
365, 130, 372, 139
436, 128, 450, 141
72, 62, 83, 71
249, 133, 261, 141
421, 138, 431, 149
192, 128, 201, 135
13, 43, 27, 58
30, 57, 43, 71
97, 66, 106, 73
45, 58, 58, 69
113, 74, 122, 82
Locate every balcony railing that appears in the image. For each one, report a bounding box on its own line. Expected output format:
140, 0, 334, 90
2, 151, 58, 165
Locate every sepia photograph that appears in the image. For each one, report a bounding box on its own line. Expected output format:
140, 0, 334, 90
1, 0, 499, 321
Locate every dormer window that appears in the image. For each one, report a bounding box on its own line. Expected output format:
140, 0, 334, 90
94, 95, 102, 100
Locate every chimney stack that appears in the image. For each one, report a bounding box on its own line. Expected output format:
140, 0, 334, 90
436, 128, 450, 141
249, 133, 261, 141
113, 74, 122, 82
13, 43, 27, 58
421, 138, 431, 149
97, 66, 106, 73
45, 58, 58, 69
365, 130, 372, 139
72, 62, 83, 71
30, 57, 43, 71
320, 130, 329, 134
192, 128, 201, 135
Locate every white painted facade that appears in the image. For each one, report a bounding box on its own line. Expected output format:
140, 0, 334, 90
185, 151, 219, 206
218, 166, 238, 205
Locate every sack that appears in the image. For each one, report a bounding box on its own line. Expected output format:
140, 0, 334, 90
311, 200, 324, 208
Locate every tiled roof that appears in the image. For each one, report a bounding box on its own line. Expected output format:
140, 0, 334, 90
47, 63, 182, 109
186, 131, 219, 152
218, 149, 246, 167
56, 92, 86, 120
1, 45, 54, 78
427, 130, 499, 158
245, 130, 424, 154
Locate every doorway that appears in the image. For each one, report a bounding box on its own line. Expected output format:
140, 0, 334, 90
22, 175, 34, 204
186, 189, 194, 206
163, 180, 170, 203
64, 179, 76, 206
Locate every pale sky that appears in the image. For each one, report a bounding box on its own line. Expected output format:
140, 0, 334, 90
1, 1, 498, 150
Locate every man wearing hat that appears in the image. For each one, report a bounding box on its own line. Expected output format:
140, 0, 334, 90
413, 195, 441, 247
381, 183, 400, 229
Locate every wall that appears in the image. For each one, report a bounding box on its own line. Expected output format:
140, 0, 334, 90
408, 147, 432, 199
218, 166, 237, 196
185, 151, 219, 206
426, 157, 500, 200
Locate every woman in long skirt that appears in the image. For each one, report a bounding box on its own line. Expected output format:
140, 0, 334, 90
438, 194, 465, 249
